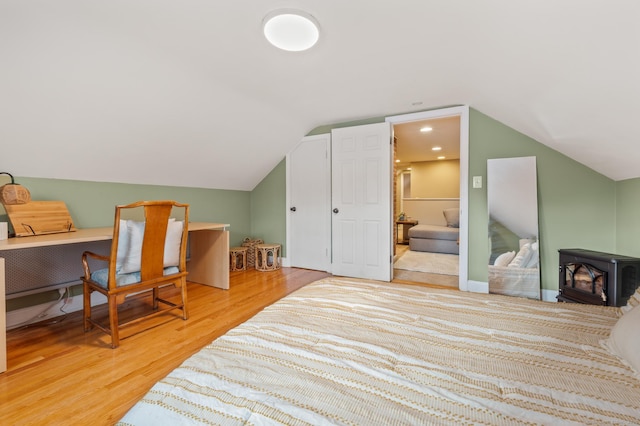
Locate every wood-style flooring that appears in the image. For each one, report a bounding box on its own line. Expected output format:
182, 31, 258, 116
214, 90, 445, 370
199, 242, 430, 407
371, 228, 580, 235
0, 267, 330, 425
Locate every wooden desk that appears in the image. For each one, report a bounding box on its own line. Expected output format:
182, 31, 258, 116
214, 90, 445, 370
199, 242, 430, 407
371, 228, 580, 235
0, 222, 229, 373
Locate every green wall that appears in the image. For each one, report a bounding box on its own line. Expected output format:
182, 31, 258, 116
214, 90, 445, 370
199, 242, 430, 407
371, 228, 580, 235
2, 178, 251, 311
303, 107, 619, 292
615, 178, 640, 257
468, 109, 616, 289
249, 159, 287, 256
4, 106, 639, 313
3, 177, 251, 246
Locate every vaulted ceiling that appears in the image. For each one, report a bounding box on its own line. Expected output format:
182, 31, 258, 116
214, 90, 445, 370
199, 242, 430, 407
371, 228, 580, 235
2, 1, 638, 190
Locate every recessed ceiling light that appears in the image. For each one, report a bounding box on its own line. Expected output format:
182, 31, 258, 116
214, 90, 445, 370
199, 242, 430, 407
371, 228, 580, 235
420, 126, 433, 133
263, 10, 320, 52
395, 159, 400, 163
438, 156, 446, 160
432, 146, 442, 151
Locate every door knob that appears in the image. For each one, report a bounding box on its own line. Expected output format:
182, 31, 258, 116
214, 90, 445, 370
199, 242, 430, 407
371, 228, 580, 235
290, 207, 297, 212
333, 208, 339, 214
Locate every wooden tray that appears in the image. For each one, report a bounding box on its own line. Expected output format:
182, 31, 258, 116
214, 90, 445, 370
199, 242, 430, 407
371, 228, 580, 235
3, 201, 76, 237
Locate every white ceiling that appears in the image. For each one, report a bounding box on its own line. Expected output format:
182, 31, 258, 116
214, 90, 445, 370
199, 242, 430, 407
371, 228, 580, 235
394, 116, 460, 169
2, 1, 639, 191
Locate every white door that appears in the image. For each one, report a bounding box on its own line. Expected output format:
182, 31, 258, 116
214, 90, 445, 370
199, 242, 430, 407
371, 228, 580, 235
331, 123, 392, 281
288, 134, 331, 271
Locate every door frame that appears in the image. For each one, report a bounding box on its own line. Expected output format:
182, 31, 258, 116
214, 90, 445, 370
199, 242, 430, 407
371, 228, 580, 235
386, 105, 470, 291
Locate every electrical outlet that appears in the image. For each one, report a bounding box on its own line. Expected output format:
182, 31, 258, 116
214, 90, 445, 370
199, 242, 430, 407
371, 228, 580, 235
472, 176, 482, 189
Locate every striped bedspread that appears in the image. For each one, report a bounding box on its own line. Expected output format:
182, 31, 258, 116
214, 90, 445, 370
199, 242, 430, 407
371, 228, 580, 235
119, 277, 640, 425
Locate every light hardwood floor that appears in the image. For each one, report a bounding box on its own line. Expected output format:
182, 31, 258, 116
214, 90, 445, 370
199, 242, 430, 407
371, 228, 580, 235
1, 267, 330, 425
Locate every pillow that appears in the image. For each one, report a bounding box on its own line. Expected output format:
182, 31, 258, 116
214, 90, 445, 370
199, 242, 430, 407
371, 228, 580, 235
163, 219, 184, 268
120, 219, 184, 273
602, 304, 640, 375
523, 241, 539, 269
508, 243, 533, 268
494, 251, 516, 267
443, 208, 460, 228
115, 219, 128, 270
121, 220, 145, 273
620, 287, 640, 314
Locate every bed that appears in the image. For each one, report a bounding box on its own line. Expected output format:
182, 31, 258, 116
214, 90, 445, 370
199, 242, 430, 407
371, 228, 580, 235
408, 207, 459, 255
408, 224, 459, 254
119, 277, 640, 425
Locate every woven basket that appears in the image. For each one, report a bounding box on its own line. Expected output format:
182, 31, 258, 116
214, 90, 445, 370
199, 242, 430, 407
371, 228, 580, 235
242, 237, 264, 268
0, 172, 30, 205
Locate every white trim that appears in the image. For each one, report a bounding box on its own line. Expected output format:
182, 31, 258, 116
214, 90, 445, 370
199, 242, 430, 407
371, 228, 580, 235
6, 292, 106, 330
466, 281, 557, 302
541, 289, 558, 302
402, 198, 460, 201
386, 105, 470, 291
467, 280, 489, 293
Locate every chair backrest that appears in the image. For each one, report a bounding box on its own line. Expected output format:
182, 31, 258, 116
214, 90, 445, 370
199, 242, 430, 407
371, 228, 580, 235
108, 200, 189, 289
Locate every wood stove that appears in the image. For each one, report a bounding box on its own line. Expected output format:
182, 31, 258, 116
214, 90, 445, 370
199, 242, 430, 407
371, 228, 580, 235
558, 249, 640, 306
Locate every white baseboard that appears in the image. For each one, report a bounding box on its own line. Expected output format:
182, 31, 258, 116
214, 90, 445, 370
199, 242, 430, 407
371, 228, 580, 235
467, 280, 489, 293
541, 289, 558, 302
6, 292, 106, 330
466, 280, 558, 302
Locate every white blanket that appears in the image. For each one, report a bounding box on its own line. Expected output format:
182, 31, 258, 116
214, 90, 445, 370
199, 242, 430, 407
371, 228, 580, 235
119, 277, 640, 425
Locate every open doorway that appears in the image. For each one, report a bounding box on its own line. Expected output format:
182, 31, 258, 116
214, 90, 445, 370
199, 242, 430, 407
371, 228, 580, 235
387, 107, 468, 289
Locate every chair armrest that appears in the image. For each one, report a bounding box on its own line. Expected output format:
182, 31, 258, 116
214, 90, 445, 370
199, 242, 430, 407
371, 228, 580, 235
81, 251, 111, 279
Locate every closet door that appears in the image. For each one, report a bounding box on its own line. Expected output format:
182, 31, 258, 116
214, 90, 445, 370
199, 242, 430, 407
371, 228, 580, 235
331, 123, 392, 281
288, 134, 331, 271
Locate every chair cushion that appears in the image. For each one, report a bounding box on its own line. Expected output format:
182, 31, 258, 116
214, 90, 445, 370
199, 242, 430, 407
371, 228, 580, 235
90, 266, 180, 288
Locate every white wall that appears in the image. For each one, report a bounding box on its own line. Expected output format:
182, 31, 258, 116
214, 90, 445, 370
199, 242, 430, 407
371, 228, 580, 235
402, 198, 460, 226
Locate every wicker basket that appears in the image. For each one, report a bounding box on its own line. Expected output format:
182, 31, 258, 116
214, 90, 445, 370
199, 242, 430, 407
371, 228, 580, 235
0, 172, 31, 205
241, 237, 264, 268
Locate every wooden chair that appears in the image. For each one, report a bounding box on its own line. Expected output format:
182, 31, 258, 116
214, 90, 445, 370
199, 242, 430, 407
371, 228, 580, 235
81, 200, 189, 348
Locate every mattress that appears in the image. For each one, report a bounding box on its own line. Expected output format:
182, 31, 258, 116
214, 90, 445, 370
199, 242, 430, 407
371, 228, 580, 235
119, 277, 640, 425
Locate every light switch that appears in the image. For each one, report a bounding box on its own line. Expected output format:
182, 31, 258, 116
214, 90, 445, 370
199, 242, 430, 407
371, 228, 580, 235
473, 176, 482, 189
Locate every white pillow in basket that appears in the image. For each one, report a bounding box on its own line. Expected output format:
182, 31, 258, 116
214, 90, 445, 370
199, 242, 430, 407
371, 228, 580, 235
494, 251, 516, 267
508, 243, 533, 268
523, 241, 539, 268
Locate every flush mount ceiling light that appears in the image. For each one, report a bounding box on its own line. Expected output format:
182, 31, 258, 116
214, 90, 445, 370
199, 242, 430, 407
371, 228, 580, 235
263, 10, 320, 52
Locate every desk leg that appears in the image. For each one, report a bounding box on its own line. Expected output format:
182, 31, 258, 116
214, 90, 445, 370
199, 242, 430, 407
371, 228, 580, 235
187, 229, 230, 290
1, 258, 6, 373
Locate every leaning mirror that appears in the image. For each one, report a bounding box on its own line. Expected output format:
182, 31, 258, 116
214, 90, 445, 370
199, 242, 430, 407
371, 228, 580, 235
487, 156, 540, 299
